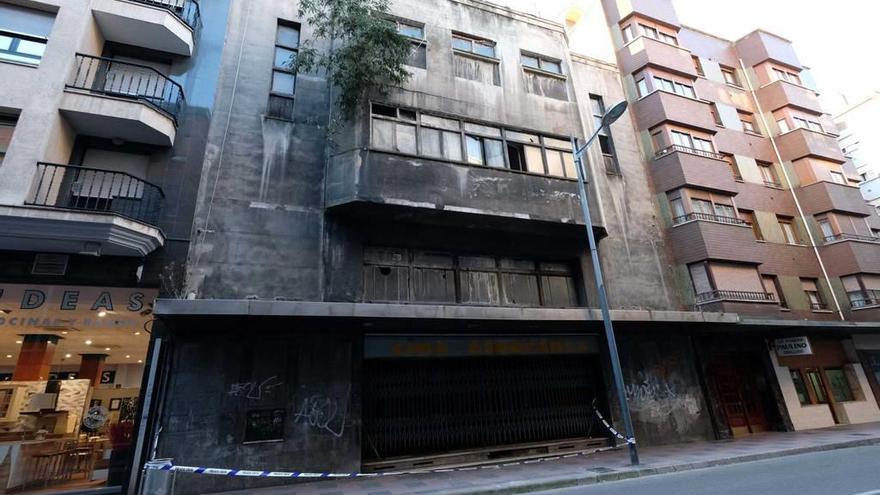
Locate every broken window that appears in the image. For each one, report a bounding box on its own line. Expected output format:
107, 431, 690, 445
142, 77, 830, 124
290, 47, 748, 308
392, 18, 427, 69
453, 33, 499, 85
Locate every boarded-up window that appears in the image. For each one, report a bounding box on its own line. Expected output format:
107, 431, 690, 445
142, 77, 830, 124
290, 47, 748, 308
363, 247, 410, 302
523, 71, 568, 100
411, 251, 456, 303
454, 53, 500, 86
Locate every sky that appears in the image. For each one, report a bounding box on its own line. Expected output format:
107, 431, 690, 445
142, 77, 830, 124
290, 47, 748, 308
496, 0, 880, 114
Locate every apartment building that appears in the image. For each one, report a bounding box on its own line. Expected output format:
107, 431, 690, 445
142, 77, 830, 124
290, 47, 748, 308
1, 0, 879, 494
835, 93, 880, 210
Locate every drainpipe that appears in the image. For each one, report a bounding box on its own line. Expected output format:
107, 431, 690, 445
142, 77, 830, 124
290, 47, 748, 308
739, 58, 845, 320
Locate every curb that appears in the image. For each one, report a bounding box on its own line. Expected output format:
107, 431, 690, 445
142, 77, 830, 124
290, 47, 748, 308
438, 436, 880, 495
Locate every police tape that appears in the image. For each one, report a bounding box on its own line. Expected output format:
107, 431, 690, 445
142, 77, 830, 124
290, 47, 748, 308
143, 408, 633, 478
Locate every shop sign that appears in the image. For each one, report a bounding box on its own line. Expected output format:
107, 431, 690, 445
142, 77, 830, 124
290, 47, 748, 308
100, 370, 116, 384
774, 336, 813, 356
0, 284, 157, 330
365, 336, 600, 358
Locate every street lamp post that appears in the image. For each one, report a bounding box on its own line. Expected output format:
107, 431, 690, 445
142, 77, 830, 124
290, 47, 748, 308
570, 100, 639, 465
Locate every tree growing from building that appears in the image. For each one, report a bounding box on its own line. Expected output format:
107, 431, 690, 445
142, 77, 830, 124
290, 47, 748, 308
294, 0, 413, 120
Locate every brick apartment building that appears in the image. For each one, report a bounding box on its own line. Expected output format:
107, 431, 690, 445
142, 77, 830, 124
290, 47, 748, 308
0, 0, 878, 493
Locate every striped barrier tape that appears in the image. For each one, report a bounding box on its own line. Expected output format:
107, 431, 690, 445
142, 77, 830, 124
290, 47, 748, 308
143, 408, 633, 478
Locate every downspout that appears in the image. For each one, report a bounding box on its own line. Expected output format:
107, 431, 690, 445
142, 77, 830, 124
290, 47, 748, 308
739, 58, 845, 320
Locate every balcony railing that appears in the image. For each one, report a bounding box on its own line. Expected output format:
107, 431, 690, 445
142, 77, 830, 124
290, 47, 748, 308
695, 290, 776, 305
67, 54, 185, 122
673, 212, 748, 226
849, 290, 880, 309
763, 180, 783, 188
824, 233, 880, 244
810, 302, 829, 311
26, 163, 164, 227
130, 0, 201, 31
654, 144, 726, 161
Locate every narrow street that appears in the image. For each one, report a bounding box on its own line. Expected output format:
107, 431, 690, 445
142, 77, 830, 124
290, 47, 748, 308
533, 445, 880, 495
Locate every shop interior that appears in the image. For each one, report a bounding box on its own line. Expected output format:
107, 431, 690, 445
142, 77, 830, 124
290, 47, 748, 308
0, 284, 153, 493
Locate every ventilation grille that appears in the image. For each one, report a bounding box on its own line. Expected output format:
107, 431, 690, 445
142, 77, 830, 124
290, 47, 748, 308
32, 254, 69, 276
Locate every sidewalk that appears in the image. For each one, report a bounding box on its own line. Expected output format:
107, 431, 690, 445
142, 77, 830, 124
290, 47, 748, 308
210, 422, 880, 495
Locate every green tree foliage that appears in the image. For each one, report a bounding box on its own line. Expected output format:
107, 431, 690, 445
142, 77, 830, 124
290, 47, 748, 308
294, 0, 413, 119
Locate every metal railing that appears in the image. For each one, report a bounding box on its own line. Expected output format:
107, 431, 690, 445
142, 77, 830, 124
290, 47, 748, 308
67, 54, 185, 122
26, 163, 164, 227
129, 0, 201, 31
763, 180, 783, 188
673, 212, 748, 226
654, 144, 725, 161
695, 290, 776, 305
824, 233, 880, 244
848, 290, 880, 309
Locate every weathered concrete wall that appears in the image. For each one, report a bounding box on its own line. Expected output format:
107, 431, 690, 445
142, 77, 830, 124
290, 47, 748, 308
616, 330, 713, 444
158, 322, 360, 494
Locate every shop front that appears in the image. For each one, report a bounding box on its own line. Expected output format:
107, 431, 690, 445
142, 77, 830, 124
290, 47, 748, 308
769, 335, 880, 430
0, 283, 155, 493
361, 335, 610, 470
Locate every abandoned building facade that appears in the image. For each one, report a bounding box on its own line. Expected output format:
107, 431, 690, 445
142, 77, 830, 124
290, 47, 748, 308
0, 0, 878, 493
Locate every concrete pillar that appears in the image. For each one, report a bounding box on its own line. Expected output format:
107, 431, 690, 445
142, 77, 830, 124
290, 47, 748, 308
78, 354, 108, 385
12, 335, 59, 381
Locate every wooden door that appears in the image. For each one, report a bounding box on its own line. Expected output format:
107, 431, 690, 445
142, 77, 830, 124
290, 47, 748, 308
711, 357, 769, 436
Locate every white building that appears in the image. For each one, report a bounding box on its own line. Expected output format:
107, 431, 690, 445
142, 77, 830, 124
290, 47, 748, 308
835, 93, 880, 211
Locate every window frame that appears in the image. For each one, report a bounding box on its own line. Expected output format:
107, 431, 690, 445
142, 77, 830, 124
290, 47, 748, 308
720, 66, 741, 87
267, 20, 300, 119
520, 51, 564, 77
452, 32, 497, 60
390, 18, 427, 69
778, 217, 800, 245
0, 29, 48, 66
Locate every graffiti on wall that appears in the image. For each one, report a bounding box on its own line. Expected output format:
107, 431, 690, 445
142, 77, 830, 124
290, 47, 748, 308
625, 368, 702, 434
293, 392, 348, 438
227, 376, 284, 401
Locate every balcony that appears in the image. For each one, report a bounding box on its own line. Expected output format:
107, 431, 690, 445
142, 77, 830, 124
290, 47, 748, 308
755, 79, 822, 114
695, 290, 776, 305
735, 30, 801, 70
798, 181, 874, 216
0, 163, 165, 257
651, 145, 738, 194
91, 0, 200, 56
325, 149, 603, 235
848, 290, 880, 309
633, 90, 717, 132
820, 237, 880, 277
669, 213, 765, 264
775, 128, 846, 164
824, 233, 880, 244
60, 54, 183, 146
618, 36, 698, 78
605, 0, 679, 26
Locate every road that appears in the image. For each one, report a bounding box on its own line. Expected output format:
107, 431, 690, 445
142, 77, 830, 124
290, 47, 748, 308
532, 445, 880, 495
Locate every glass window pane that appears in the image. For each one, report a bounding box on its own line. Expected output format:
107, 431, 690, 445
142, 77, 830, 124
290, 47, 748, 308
0, 35, 12, 51
791, 371, 810, 405
452, 37, 472, 51
524, 145, 544, 174
543, 137, 571, 149
521, 55, 539, 68
399, 23, 424, 39
277, 25, 300, 47
271, 70, 296, 95
806, 371, 827, 403
16, 39, 45, 57
474, 41, 495, 58
372, 118, 394, 150
396, 123, 417, 154
421, 114, 460, 130
505, 130, 540, 144
637, 78, 648, 97
545, 150, 564, 177
443, 131, 462, 161
398, 109, 417, 121
484, 139, 504, 168
466, 135, 483, 165
0, 124, 14, 154
562, 152, 576, 178
463, 122, 501, 137
826, 369, 854, 402
274, 47, 296, 69
541, 59, 561, 74
420, 127, 442, 158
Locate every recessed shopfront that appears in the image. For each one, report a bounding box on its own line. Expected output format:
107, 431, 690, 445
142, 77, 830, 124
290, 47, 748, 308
0, 283, 154, 493
362, 335, 609, 470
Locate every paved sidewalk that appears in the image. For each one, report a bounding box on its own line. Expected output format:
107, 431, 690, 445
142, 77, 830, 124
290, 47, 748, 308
210, 422, 880, 495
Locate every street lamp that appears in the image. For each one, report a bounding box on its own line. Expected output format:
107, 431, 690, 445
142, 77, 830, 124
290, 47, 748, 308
569, 100, 639, 465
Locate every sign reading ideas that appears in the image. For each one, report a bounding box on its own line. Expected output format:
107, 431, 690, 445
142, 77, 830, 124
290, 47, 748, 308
774, 336, 813, 357
0, 284, 157, 330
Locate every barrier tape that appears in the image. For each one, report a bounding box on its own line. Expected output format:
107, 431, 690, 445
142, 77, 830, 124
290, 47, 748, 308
143, 408, 633, 478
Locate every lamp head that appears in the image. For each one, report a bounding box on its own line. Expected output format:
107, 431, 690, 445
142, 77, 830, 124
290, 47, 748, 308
600, 100, 629, 127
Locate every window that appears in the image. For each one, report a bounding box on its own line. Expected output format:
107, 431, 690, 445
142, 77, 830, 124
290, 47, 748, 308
670, 197, 686, 219
709, 103, 723, 126
713, 202, 735, 219
521, 52, 562, 75
640, 24, 658, 39
636, 78, 649, 98
825, 368, 854, 402
777, 118, 791, 134
721, 67, 740, 86
829, 171, 846, 185
763, 274, 786, 307
267, 21, 299, 119
452, 33, 496, 58
688, 262, 714, 298
658, 32, 678, 45
668, 130, 714, 153
465, 134, 505, 168
740, 113, 760, 135
773, 67, 802, 85
371, 104, 418, 155
793, 116, 823, 133
758, 161, 781, 188
817, 217, 835, 240
0, 115, 16, 164
692, 56, 704, 76
723, 154, 742, 180
790, 370, 810, 404
393, 19, 427, 69
621, 24, 635, 44
0, 4, 54, 66
691, 198, 714, 215
805, 369, 828, 403
590, 95, 620, 174
636, 23, 677, 45
801, 278, 826, 310
652, 76, 695, 98
778, 217, 799, 244
741, 210, 763, 240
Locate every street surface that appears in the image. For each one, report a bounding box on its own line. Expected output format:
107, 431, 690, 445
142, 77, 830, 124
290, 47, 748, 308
532, 445, 880, 495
